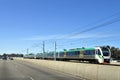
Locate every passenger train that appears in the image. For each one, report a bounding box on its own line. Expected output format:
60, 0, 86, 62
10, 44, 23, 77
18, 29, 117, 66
24, 46, 111, 64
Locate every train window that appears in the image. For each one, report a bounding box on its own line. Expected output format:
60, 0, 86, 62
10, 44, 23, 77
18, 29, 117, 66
98, 50, 101, 55
70, 52, 71, 56
85, 50, 95, 55
68, 52, 70, 56
66, 52, 71, 56
66, 52, 68, 56
89, 50, 95, 55
67, 52, 69, 56
75, 51, 79, 55
67, 51, 79, 56
71, 52, 74, 56
59, 52, 64, 56
102, 48, 109, 56
85, 50, 90, 55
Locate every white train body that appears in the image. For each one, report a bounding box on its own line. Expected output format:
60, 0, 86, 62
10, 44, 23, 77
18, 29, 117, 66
23, 46, 111, 64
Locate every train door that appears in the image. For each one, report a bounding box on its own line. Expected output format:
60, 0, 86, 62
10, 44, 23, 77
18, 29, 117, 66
95, 49, 104, 63
79, 50, 84, 59
64, 51, 67, 58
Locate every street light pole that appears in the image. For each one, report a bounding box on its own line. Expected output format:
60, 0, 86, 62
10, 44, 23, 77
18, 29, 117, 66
54, 41, 57, 61
43, 41, 45, 59
27, 48, 29, 54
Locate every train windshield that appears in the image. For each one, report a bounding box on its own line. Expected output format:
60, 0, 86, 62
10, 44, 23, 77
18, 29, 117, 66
101, 47, 110, 56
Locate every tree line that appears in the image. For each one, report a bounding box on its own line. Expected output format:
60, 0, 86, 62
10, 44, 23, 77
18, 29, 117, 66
110, 46, 120, 59
0, 53, 23, 57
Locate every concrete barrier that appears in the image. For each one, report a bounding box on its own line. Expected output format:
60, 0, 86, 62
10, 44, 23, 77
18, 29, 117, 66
14, 58, 120, 80
98, 65, 120, 80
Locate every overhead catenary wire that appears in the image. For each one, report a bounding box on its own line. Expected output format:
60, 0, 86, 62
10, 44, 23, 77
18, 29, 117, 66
52, 11, 120, 40
60, 17, 120, 39
20, 11, 120, 54
53, 13, 120, 50
56, 38, 120, 51
67, 11, 120, 34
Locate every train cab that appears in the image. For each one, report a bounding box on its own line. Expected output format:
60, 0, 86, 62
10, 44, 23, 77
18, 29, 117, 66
95, 46, 111, 63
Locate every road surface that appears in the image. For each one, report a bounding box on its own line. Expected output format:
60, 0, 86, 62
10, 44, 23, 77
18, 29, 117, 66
0, 60, 84, 80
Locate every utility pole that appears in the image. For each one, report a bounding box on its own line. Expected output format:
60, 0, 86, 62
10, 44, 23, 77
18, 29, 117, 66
43, 41, 45, 59
27, 48, 29, 54
54, 41, 57, 61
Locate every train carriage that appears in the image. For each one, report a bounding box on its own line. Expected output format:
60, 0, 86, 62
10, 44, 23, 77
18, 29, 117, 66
36, 53, 43, 59
45, 46, 111, 63
24, 46, 111, 64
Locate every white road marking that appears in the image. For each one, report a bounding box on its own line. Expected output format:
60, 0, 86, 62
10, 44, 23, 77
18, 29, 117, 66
29, 77, 34, 80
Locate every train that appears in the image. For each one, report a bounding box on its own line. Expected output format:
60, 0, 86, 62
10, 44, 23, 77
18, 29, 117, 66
23, 46, 111, 64
24, 53, 35, 59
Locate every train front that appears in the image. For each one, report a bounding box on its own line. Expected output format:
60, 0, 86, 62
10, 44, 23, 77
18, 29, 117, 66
101, 47, 111, 63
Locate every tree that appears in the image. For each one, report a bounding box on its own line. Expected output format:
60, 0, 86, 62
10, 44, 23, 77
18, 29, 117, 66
110, 46, 120, 59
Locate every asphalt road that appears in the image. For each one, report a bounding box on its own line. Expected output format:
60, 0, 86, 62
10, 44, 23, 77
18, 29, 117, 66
0, 60, 83, 80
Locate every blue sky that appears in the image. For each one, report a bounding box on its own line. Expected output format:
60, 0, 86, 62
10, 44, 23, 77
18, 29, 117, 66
0, 0, 120, 54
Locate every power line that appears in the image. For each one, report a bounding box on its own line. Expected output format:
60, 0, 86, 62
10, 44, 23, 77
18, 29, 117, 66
62, 17, 120, 38
19, 12, 120, 53
54, 41, 57, 61
42, 41, 45, 59
51, 11, 120, 40
56, 37, 120, 50
68, 11, 120, 33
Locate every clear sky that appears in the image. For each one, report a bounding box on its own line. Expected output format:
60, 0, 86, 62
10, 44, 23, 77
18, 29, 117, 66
0, 0, 120, 54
